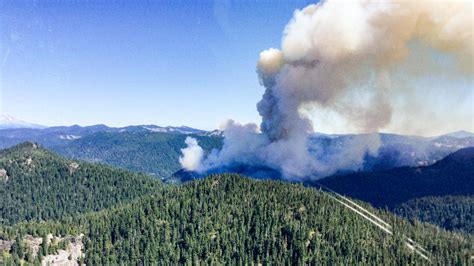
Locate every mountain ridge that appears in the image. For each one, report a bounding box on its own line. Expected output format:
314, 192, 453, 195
316, 147, 474, 208
0, 114, 45, 129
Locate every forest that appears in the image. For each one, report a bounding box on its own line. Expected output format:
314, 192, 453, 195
394, 196, 474, 234
55, 131, 222, 180
0, 143, 472, 264
0, 142, 160, 225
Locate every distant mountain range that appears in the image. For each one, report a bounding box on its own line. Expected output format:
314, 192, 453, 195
0, 123, 211, 148
0, 113, 208, 133
0, 123, 472, 181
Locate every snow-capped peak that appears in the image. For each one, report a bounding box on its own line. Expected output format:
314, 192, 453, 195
0, 114, 45, 129
0, 114, 23, 123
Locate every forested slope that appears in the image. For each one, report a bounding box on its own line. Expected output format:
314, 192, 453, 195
1, 174, 472, 265
393, 196, 474, 234
317, 147, 474, 207
55, 132, 222, 179
0, 142, 159, 225
315, 147, 474, 234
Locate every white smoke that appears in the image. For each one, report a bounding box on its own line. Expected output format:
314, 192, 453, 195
179, 137, 204, 171
181, 0, 473, 178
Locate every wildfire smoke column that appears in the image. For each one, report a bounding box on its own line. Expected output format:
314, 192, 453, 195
180, 0, 473, 179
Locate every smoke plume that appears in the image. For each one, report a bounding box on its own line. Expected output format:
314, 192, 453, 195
179, 137, 204, 172
180, 0, 473, 179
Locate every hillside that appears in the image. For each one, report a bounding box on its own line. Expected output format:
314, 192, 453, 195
55, 132, 222, 179
1, 174, 472, 264
315, 147, 474, 233
0, 142, 160, 225
317, 147, 474, 208
393, 196, 474, 234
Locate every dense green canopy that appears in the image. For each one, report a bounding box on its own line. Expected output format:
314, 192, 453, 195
0, 143, 472, 265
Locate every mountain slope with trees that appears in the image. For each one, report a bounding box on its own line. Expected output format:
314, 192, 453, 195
1, 174, 472, 264
315, 147, 474, 234
0, 144, 472, 264
55, 132, 222, 179
0, 142, 160, 225
317, 147, 474, 208
393, 196, 474, 234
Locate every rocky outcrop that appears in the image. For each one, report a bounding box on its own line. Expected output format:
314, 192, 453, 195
0, 168, 8, 182
41, 234, 84, 266
68, 162, 80, 174
0, 234, 84, 265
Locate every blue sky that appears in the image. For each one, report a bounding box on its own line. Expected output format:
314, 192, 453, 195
0, 0, 313, 129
